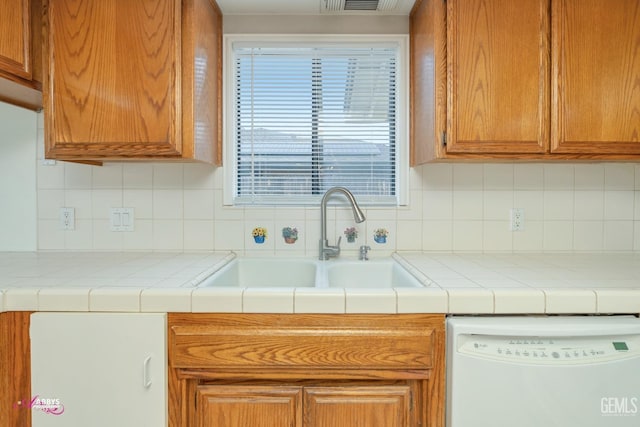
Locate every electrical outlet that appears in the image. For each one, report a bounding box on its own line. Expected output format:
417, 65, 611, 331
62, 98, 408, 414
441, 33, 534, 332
510, 208, 524, 231
110, 208, 135, 232
59, 207, 75, 230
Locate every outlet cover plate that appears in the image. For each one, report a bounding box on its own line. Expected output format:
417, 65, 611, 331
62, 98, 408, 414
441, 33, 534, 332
510, 208, 524, 231
59, 207, 75, 230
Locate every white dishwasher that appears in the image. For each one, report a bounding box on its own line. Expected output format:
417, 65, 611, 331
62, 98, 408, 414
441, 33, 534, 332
447, 316, 640, 427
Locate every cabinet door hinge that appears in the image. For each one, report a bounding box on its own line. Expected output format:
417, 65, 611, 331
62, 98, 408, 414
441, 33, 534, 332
441, 131, 447, 147
194, 390, 198, 409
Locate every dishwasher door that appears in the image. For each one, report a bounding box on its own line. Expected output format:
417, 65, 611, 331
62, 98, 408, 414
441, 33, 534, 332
447, 316, 640, 427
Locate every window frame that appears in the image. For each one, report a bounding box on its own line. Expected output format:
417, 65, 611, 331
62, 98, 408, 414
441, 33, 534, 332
223, 34, 409, 207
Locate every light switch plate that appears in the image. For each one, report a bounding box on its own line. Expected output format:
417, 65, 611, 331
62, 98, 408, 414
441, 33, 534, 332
110, 208, 135, 232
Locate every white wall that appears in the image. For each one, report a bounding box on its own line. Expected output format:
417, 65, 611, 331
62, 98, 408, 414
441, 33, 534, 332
0, 103, 37, 251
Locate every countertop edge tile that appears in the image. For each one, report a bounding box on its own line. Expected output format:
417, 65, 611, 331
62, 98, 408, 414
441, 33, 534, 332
294, 288, 346, 314
192, 288, 244, 313
493, 289, 546, 314
395, 288, 448, 313
595, 289, 640, 314
3, 288, 39, 311
38, 288, 90, 312
543, 289, 598, 314
243, 288, 295, 313
345, 289, 397, 314
140, 288, 193, 313
89, 288, 143, 312
447, 288, 495, 314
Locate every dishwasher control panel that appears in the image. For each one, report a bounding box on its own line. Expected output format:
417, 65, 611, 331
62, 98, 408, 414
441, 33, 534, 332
458, 334, 640, 364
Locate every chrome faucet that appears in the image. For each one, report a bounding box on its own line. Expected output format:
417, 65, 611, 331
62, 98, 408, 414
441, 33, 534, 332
319, 187, 366, 260
359, 245, 371, 261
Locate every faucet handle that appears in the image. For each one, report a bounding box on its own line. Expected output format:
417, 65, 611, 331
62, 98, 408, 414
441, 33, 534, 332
336, 236, 342, 249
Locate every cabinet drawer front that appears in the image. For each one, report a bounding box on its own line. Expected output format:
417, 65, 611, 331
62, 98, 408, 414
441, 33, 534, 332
169, 314, 440, 371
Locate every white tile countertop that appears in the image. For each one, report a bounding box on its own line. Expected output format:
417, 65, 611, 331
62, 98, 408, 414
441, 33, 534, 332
1, 251, 639, 314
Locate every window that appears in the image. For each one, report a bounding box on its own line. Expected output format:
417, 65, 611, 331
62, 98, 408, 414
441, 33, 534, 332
224, 36, 408, 206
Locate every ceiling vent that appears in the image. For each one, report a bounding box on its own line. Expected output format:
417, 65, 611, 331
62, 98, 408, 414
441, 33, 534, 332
323, 0, 399, 12
345, 0, 378, 10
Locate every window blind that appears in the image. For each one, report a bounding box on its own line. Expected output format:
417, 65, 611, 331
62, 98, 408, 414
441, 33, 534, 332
232, 43, 398, 205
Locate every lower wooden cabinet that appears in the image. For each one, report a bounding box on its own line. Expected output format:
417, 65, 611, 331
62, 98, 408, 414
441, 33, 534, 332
0, 312, 32, 427
195, 382, 417, 427
168, 314, 445, 427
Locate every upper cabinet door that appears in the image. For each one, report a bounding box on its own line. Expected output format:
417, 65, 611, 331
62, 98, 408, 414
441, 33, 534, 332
46, 0, 180, 159
447, 0, 550, 155
0, 0, 32, 80
45, 0, 222, 163
552, 0, 640, 155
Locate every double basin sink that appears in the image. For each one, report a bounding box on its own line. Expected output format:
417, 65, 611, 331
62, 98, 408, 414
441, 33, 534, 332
199, 256, 427, 288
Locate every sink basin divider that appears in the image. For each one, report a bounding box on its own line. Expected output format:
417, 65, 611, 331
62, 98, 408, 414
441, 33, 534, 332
315, 261, 329, 288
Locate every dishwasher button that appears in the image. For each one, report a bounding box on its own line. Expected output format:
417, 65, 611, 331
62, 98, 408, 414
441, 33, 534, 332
552, 351, 560, 358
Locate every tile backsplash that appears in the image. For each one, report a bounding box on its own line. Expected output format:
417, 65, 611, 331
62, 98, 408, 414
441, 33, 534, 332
31, 115, 640, 254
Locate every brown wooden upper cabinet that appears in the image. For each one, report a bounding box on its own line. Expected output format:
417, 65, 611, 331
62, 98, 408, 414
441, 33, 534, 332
410, 0, 640, 163
44, 0, 222, 164
552, 0, 640, 156
0, 0, 43, 110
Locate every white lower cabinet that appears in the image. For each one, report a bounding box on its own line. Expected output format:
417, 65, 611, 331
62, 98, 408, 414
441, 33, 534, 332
30, 313, 167, 427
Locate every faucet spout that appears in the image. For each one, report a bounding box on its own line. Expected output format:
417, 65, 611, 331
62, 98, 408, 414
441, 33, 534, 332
319, 187, 366, 260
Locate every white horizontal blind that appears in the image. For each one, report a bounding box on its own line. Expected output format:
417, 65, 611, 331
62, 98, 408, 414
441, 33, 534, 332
232, 42, 398, 205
